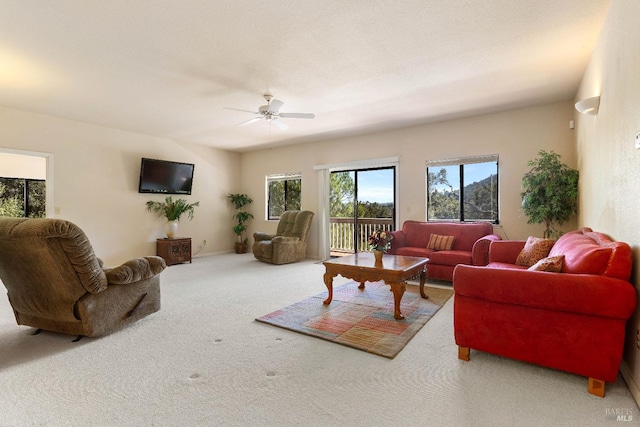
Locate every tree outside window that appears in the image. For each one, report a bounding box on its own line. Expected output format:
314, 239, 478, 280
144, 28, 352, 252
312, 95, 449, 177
426, 155, 498, 223
0, 178, 46, 218
267, 174, 301, 219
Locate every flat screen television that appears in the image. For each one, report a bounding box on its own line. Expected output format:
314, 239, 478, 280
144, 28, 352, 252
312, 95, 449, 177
138, 158, 195, 195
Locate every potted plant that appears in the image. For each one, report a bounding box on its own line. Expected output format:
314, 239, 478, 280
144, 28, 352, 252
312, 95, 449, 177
228, 193, 253, 253
521, 150, 579, 239
146, 196, 199, 238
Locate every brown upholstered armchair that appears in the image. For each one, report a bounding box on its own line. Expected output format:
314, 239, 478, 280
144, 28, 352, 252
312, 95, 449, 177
0, 217, 165, 338
253, 210, 314, 264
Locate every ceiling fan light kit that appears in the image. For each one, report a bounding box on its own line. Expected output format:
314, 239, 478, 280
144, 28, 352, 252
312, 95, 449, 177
225, 94, 315, 129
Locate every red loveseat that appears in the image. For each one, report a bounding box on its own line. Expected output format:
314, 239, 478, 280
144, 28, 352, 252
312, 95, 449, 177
388, 221, 501, 282
453, 228, 636, 397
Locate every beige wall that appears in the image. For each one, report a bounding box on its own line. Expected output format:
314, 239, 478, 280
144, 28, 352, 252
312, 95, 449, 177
240, 100, 577, 259
575, 0, 640, 400
0, 106, 241, 265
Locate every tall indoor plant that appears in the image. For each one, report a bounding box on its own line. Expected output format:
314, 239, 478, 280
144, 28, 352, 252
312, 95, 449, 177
228, 193, 253, 253
521, 150, 578, 239
146, 196, 199, 238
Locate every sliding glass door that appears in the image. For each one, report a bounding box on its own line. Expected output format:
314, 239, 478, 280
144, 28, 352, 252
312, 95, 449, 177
329, 167, 395, 256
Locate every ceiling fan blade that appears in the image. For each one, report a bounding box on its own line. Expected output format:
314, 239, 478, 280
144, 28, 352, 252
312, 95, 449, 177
271, 118, 289, 130
269, 99, 284, 113
224, 107, 260, 114
237, 117, 262, 127
279, 112, 315, 119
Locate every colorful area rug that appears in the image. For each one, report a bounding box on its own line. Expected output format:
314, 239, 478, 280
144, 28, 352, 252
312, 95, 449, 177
256, 281, 453, 358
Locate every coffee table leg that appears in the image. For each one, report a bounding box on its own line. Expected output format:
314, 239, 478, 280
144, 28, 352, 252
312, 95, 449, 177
323, 272, 334, 305
419, 267, 429, 299
388, 282, 406, 319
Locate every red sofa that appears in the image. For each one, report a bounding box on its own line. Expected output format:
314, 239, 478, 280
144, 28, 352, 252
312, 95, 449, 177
388, 221, 501, 282
453, 228, 636, 397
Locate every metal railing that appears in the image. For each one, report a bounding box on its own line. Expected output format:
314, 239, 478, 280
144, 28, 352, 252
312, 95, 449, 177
330, 217, 394, 255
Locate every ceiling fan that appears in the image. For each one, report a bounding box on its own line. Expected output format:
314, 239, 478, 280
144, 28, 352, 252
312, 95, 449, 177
224, 94, 315, 130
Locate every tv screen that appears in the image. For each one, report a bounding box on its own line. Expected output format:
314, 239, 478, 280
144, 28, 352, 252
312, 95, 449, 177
138, 158, 195, 195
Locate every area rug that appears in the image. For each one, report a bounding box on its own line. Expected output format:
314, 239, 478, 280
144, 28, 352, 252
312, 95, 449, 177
255, 281, 453, 358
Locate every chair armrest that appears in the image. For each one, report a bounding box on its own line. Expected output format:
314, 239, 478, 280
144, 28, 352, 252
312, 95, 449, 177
453, 264, 637, 319
488, 240, 526, 264
104, 256, 166, 285
254, 232, 276, 242
471, 234, 502, 265
388, 230, 406, 254
272, 236, 300, 245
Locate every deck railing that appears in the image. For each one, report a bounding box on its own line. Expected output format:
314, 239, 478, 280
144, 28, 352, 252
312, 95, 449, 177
330, 217, 394, 254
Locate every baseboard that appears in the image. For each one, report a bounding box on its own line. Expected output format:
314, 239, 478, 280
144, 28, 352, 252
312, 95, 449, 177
193, 250, 234, 258
620, 361, 640, 406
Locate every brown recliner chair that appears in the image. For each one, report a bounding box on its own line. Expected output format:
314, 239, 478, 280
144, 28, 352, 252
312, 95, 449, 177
0, 217, 165, 338
253, 210, 314, 264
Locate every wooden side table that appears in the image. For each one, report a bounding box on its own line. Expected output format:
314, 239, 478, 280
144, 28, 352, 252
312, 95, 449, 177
157, 237, 192, 266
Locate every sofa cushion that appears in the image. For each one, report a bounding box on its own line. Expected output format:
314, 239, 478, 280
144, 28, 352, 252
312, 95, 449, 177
549, 232, 612, 276
429, 250, 471, 266
515, 236, 555, 267
427, 234, 455, 251
395, 247, 433, 258
527, 255, 564, 272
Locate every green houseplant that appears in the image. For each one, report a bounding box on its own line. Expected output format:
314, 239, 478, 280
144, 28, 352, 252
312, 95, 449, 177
521, 150, 579, 239
228, 193, 253, 253
146, 196, 199, 238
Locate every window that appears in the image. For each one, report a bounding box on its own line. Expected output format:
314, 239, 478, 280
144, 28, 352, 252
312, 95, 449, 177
0, 177, 46, 218
267, 173, 301, 219
426, 155, 498, 223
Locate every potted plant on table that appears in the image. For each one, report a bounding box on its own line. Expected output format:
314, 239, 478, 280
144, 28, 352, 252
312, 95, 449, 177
146, 196, 199, 238
521, 150, 579, 239
228, 193, 253, 254
368, 229, 393, 263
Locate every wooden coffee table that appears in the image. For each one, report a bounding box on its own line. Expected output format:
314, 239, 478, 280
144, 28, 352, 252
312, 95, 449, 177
322, 252, 428, 320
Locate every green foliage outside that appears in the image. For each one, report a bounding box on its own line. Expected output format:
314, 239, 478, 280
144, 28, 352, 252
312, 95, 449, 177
268, 179, 301, 218
427, 168, 459, 220
330, 172, 393, 219
0, 179, 46, 218
427, 165, 498, 222
330, 172, 354, 218
521, 150, 578, 239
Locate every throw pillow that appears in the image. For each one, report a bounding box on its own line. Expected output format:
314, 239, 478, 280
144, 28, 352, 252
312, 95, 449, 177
515, 236, 555, 267
427, 234, 455, 251
527, 255, 564, 272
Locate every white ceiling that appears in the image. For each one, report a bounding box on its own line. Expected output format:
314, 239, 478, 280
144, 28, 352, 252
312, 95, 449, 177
0, 1, 610, 152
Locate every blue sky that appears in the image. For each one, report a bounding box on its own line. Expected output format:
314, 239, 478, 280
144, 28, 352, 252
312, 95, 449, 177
353, 162, 495, 203
356, 169, 394, 204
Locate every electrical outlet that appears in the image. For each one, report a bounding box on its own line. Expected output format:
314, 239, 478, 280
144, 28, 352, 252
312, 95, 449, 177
635, 132, 640, 149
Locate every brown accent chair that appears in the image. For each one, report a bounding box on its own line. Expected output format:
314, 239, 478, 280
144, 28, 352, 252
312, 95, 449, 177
0, 217, 165, 338
253, 210, 314, 264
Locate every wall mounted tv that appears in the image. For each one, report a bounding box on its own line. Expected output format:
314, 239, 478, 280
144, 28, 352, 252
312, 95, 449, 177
138, 158, 195, 195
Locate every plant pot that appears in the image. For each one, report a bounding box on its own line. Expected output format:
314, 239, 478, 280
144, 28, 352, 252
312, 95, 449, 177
166, 220, 179, 239
234, 241, 248, 254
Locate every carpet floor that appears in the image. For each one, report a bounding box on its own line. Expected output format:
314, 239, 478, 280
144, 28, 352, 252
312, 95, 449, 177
0, 253, 638, 426
257, 281, 453, 358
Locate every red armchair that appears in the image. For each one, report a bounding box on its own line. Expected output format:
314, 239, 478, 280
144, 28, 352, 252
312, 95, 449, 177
452, 228, 636, 397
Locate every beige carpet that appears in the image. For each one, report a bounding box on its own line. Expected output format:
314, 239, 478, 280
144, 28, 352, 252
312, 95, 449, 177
0, 253, 638, 426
